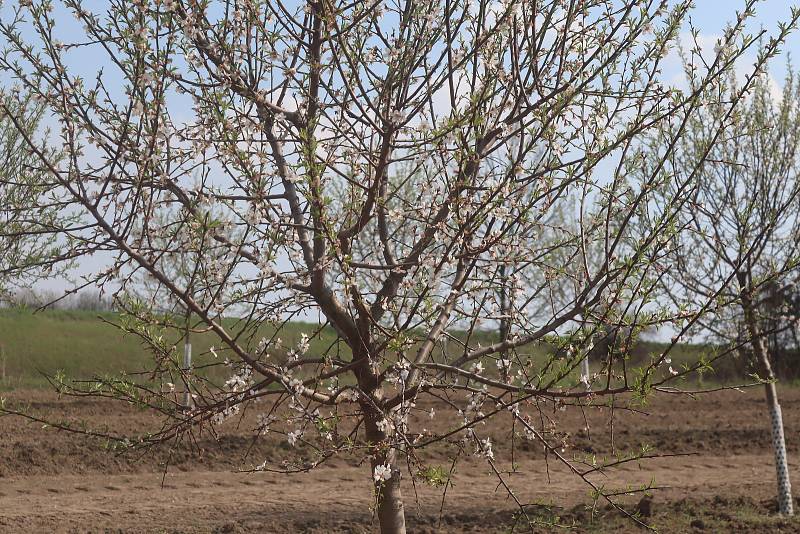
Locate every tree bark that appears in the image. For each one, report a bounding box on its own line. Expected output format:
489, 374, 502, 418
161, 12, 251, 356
741, 283, 794, 515
364, 408, 407, 534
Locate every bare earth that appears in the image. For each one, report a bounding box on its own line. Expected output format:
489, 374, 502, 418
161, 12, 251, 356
1, 387, 800, 533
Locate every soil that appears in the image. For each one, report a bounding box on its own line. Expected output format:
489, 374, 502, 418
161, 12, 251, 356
1, 387, 800, 533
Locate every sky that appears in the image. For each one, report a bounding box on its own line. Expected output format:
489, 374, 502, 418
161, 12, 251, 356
694, 1, 798, 39
5, 0, 800, 296
691, 1, 800, 79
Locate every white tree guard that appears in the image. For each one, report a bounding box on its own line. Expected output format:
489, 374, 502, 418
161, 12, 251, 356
581, 356, 590, 390
770, 403, 794, 515
183, 341, 193, 409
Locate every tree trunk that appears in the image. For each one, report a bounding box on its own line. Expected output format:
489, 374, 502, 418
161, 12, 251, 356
498, 264, 511, 381
183, 315, 193, 409
741, 286, 794, 516
499, 265, 509, 349
364, 409, 406, 534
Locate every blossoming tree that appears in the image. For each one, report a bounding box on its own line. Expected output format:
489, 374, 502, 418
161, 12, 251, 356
0, 94, 69, 299
644, 66, 800, 516
0, 0, 797, 531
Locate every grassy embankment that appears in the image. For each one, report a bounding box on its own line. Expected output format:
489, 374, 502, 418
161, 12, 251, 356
0, 308, 332, 390
0, 308, 747, 391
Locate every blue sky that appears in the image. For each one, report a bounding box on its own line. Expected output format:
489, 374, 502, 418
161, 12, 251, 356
693, 0, 797, 36
690, 1, 800, 79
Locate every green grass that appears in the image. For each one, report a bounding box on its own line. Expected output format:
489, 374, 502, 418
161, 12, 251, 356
0, 308, 509, 391
0, 308, 340, 390
0, 308, 754, 391
0, 308, 145, 389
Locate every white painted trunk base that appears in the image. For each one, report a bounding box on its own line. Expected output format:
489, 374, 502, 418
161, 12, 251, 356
769, 403, 793, 516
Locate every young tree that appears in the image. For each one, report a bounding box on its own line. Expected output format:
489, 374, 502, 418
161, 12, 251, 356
646, 66, 800, 515
0, 94, 69, 300
0, 1, 796, 531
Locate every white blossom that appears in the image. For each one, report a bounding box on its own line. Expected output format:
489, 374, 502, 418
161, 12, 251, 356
287, 429, 302, 446
373, 464, 392, 483
389, 109, 405, 126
